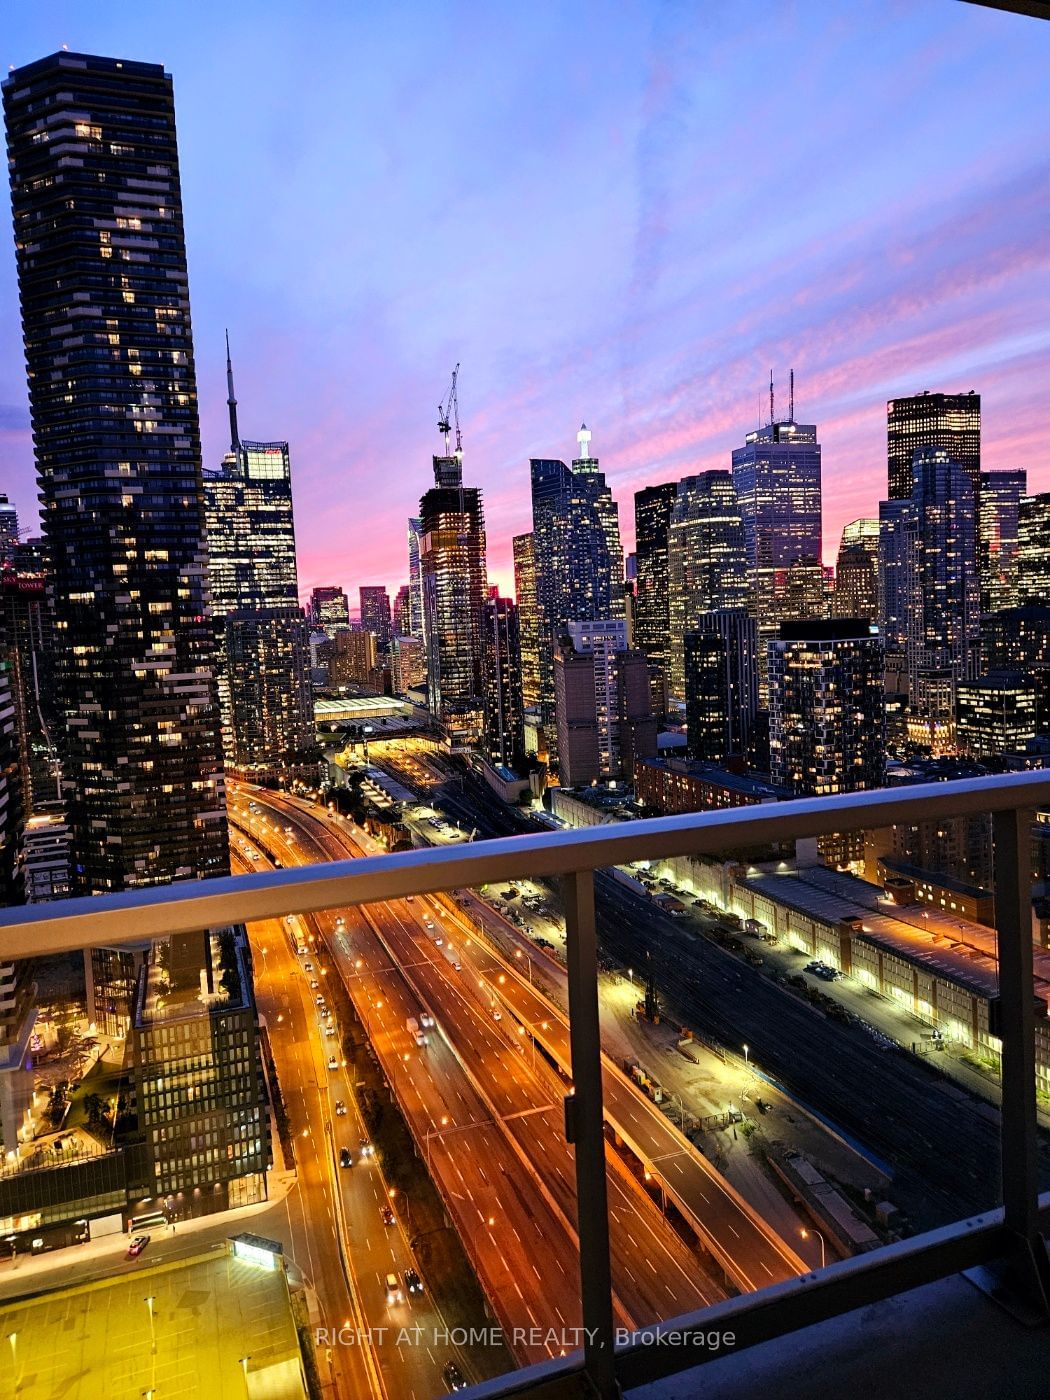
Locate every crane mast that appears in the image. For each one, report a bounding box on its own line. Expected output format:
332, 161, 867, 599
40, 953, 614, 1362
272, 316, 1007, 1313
437, 363, 462, 459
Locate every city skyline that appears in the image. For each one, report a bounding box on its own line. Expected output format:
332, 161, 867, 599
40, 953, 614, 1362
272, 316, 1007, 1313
0, 3, 1048, 602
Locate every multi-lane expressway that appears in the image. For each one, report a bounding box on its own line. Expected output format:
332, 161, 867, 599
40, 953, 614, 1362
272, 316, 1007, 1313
231, 790, 734, 1342
233, 783, 804, 1300
234, 845, 468, 1399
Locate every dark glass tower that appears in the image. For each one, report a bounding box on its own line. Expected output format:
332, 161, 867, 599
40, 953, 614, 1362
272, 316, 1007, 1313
633, 482, 678, 713
887, 391, 980, 503
4, 52, 228, 895
530, 427, 624, 748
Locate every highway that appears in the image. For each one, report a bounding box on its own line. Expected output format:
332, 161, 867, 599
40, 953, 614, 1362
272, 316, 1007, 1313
234, 843, 475, 1400
233, 787, 729, 1330
417, 766, 1050, 1228
235, 783, 799, 1300
234, 826, 583, 1368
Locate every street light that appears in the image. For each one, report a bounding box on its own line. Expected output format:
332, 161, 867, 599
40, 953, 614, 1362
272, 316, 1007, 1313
800, 1226, 826, 1269
743, 1043, 750, 1069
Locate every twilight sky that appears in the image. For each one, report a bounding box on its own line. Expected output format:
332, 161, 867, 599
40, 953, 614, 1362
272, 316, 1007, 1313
2, 1, 1049, 605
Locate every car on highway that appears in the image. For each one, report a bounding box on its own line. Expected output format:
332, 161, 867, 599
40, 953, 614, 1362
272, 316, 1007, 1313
339, 1147, 352, 1168
335, 1100, 347, 1115
384, 1271, 403, 1305
126, 1235, 150, 1259
491, 1006, 502, 1021
442, 1360, 467, 1391
360, 1138, 374, 1157
423, 917, 434, 929
404, 1267, 423, 1295
315, 994, 325, 1005
327, 1056, 338, 1071
406, 895, 415, 903
310, 979, 319, 990
381, 1204, 395, 1227
325, 1025, 337, 1038
420, 1012, 434, 1029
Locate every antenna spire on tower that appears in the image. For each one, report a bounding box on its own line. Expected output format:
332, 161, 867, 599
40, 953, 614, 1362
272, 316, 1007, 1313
225, 329, 240, 454
769, 369, 774, 426
789, 367, 795, 421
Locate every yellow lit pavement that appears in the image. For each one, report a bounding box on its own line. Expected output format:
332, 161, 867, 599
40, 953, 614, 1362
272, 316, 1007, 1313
0, 1247, 306, 1400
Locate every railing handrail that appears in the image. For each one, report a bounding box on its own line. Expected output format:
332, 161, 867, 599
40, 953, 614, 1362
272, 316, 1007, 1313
0, 769, 1048, 958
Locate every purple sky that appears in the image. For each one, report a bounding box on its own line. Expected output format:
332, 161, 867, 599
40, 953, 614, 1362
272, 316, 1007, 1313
2, 2, 1049, 603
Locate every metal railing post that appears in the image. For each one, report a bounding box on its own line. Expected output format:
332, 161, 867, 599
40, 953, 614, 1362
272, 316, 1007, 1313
562, 869, 619, 1398
990, 805, 1050, 1312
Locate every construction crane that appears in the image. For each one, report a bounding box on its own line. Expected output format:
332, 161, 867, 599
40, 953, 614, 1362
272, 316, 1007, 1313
437, 363, 462, 458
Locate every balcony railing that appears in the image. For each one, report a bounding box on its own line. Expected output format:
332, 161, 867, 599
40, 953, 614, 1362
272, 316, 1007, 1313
0, 768, 1048, 1397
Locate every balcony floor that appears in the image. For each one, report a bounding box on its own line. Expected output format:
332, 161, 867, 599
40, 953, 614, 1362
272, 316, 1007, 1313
630, 1270, 1050, 1400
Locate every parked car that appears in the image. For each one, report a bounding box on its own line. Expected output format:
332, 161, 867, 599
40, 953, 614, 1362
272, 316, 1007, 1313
126, 1235, 150, 1259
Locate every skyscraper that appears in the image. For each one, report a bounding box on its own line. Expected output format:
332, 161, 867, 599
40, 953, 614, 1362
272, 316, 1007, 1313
633, 482, 678, 713
359, 586, 393, 657
4, 52, 269, 1210
666, 472, 750, 699
5, 52, 229, 900
419, 454, 488, 730
684, 610, 758, 764
407, 517, 425, 639
909, 447, 980, 692
768, 620, 885, 798
878, 498, 920, 686
530, 428, 624, 745
978, 469, 1026, 613
204, 346, 312, 770
832, 519, 879, 621
1018, 492, 1050, 607
513, 533, 542, 710
482, 591, 525, 767
731, 409, 822, 692
887, 391, 980, 503
310, 585, 350, 634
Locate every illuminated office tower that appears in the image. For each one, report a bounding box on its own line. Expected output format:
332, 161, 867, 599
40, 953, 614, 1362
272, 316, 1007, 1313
887, 390, 980, 503
204, 347, 311, 770
530, 427, 624, 745
832, 518, 879, 621
128, 927, 270, 1220
634, 482, 678, 713
513, 533, 542, 709
360, 586, 393, 658
768, 620, 885, 798
393, 585, 411, 637
731, 401, 822, 693
978, 469, 1026, 613
310, 586, 350, 634
1018, 492, 1050, 606
419, 455, 488, 730
684, 609, 758, 764
407, 517, 425, 639
955, 675, 1039, 760
482, 590, 524, 767
666, 472, 750, 699
909, 447, 980, 691
878, 498, 920, 686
